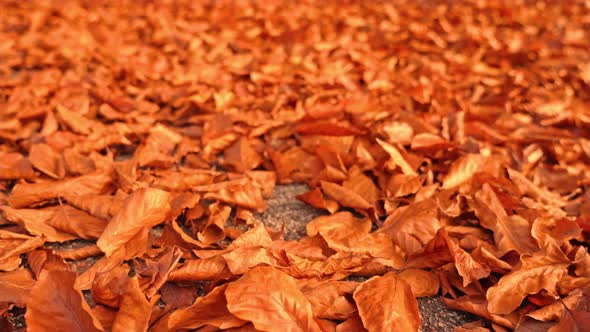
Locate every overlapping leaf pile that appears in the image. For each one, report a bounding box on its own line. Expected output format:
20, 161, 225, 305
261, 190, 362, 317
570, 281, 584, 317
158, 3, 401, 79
1, 1, 590, 331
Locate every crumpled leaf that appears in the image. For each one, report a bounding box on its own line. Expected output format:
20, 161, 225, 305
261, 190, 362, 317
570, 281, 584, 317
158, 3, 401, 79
8, 171, 113, 208
167, 284, 246, 330
299, 279, 359, 320
0, 230, 45, 271
441, 230, 491, 286
376, 138, 417, 175
168, 255, 229, 282
442, 154, 489, 189
198, 202, 230, 244
306, 212, 403, 266
25, 269, 104, 332
111, 276, 156, 332
486, 244, 571, 315
378, 198, 441, 256
353, 271, 421, 332
97, 188, 171, 257
225, 265, 322, 332
473, 184, 538, 255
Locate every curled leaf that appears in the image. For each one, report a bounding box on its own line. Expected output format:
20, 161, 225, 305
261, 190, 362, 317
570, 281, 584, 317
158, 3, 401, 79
97, 188, 171, 257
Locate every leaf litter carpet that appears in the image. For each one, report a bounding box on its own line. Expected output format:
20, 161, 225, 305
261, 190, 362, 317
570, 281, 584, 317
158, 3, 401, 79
1, 1, 590, 331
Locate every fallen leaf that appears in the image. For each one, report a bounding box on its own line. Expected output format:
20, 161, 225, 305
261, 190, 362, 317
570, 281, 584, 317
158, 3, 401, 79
25, 269, 104, 332
398, 268, 440, 297
111, 277, 155, 332
168, 284, 247, 330
97, 188, 171, 257
29, 143, 65, 179
225, 266, 322, 332
486, 244, 571, 315
353, 272, 421, 332
376, 138, 417, 176
0, 269, 36, 305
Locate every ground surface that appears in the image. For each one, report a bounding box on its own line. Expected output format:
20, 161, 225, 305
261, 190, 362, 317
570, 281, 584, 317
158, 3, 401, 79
259, 184, 475, 332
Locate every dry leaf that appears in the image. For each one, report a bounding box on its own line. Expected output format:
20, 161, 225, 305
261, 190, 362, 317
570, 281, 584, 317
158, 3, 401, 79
398, 268, 440, 297
25, 270, 104, 332
97, 188, 170, 257
486, 244, 571, 315
225, 266, 322, 332
168, 284, 247, 330
353, 272, 421, 331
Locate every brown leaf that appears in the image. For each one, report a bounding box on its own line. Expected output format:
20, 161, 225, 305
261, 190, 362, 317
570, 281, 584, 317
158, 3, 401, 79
168, 255, 229, 282
1, 206, 77, 242
299, 279, 359, 320
320, 181, 372, 210
9, 171, 113, 208
336, 314, 368, 332
0, 153, 35, 180
486, 244, 571, 315
225, 265, 322, 332
442, 230, 491, 286
25, 269, 104, 332
0, 269, 36, 305
198, 202, 230, 244
223, 246, 279, 274
442, 154, 488, 189
97, 188, 171, 257
306, 212, 403, 266
376, 138, 417, 175
111, 277, 155, 332
0, 230, 46, 271
378, 198, 441, 255
204, 182, 267, 212
296, 187, 339, 213
473, 184, 538, 255
29, 143, 65, 179
398, 268, 440, 297
168, 284, 247, 330
224, 137, 263, 172
353, 272, 421, 332
47, 204, 108, 240
342, 170, 379, 207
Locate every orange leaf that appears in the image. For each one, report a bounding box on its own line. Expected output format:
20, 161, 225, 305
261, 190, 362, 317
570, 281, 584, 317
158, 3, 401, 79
111, 277, 155, 332
442, 154, 488, 189
25, 270, 104, 332
486, 244, 571, 315
398, 268, 440, 297
97, 188, 171, 257
378, 198, 441, 255
376, 138, 416, 176
473, 184, 538, 255
168, 284, 247, 330
225, 266, 322, 332
8, 171, 113, 208
0, 269, 36, 305
353, 272, 421, 332
320, 181, 371, 210
29, 143, 65, 179
0, 152, 35, 180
